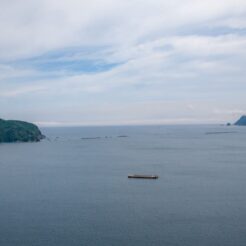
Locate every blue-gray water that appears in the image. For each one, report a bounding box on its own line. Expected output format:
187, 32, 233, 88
0, 125, 246, 246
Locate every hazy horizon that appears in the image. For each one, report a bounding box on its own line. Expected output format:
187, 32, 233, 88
0, 116, 241, 127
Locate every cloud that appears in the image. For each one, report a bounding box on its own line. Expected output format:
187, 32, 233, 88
0, 0, 246, 125
0, 0, 246, 60
0, 85, 46, 97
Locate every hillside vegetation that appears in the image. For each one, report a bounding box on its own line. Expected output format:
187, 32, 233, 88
0, 119, 44, 143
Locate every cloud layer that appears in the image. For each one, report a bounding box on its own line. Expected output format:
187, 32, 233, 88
0, 0, 246, 125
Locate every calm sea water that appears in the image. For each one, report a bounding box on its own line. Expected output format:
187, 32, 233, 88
0, 125, 246, 246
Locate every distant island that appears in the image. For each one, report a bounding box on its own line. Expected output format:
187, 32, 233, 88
0, 119, 45, 143
235, 115, 246, 126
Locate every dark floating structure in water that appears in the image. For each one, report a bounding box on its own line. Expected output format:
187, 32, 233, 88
81, 137, 101, 140
128, 174, 159, 179
205, 131, 237, 135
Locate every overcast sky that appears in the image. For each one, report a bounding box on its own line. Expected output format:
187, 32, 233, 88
0, 0, 246, 126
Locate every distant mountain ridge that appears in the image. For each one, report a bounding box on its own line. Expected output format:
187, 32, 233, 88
235, 116, 246, 126
0, 119, 45, 143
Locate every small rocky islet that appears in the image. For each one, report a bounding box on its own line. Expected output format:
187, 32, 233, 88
234, 115, 246, 126
0, 119, 45, 143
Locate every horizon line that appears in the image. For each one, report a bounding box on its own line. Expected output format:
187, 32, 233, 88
35, 120, 235, 128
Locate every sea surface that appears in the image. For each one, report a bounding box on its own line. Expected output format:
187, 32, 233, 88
0, 125, 246, 246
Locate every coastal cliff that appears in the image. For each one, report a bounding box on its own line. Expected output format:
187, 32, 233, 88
235, 116, 246, 126
0, 119, 45, 143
